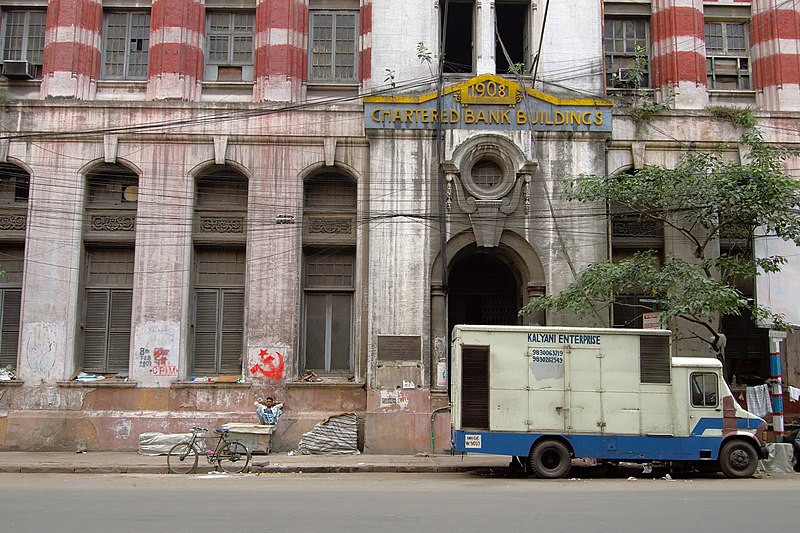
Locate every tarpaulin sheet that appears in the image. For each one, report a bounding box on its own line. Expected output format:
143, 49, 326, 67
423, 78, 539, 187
138, 432, 199, 456
293, 413, 360, 455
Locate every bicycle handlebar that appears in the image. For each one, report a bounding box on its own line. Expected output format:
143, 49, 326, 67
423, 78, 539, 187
190, 426, 208, 432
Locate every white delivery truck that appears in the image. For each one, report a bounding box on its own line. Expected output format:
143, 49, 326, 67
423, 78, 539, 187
450, 325, 768, 478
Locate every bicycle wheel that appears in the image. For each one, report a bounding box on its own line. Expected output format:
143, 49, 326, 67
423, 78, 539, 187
216, 441, 251, 474
167, 442, 199, 474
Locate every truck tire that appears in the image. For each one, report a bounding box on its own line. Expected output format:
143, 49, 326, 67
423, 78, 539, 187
719, 440, 758, 479
529, 440, 572, 479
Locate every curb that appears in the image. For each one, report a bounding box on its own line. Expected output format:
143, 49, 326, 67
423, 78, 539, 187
0, 464, 503, 475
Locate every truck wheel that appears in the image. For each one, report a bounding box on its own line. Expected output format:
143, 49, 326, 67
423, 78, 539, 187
719, 440, 758, 478
529, 440, 572, 479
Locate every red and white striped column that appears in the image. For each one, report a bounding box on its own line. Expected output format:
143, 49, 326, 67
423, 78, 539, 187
147, 0, 204, 101
751, 0, 800, 111
650, 0, 708, 108
360, 0, 372, 85
41, 0, 103, 100
253, 0, 307, 102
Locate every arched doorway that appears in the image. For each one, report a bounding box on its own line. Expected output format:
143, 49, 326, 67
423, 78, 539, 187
447, 247, 522, 336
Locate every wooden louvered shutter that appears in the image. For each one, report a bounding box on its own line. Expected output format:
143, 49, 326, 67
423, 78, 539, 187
461, 345, 490, 430
0, 289, 21, 368
107, 290, 132, 373
83, 290, 109, 373
219, 290, 244, 374
193, 290, 219, 374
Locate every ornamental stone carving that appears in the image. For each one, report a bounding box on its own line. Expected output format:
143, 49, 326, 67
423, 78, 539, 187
444, 134, 538, 247
91, 215, 135, 231
200, 217, 244, 233
309, 218, 352, 234
0, 215, 25, 231
612, 220, 662, 239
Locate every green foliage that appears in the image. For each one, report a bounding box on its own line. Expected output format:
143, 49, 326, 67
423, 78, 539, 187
417, 41, 432, 67
611, 45, 673, 133
508, 62, 525, 76
416, 41, 434, 79
522, 131, 800, 356
384, 68, 396, 89
707, 105, 757, 129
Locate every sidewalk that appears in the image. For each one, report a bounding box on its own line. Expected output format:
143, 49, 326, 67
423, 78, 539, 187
0, 451, 512, 475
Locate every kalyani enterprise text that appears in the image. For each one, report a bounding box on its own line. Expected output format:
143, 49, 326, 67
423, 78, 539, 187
528, 333, 601, 345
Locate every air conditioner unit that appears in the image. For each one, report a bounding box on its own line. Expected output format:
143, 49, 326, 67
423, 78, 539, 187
2, 60, 34, 79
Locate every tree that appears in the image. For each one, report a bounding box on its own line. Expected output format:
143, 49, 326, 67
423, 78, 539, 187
520, 128, 800, 361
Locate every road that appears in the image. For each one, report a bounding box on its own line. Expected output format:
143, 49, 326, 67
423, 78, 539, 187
1, 472, 797, 533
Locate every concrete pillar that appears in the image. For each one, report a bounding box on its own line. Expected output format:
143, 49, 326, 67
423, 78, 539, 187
651, 0, 708, 109
146, 0, 205, 101
359, 0, 372, 84
253, 0, 307, 102
41, 0, 102, 100
474, 0, 494, 74
430, 283, 447, 389
526, 283, 546, 326
17, 154, 84, 383
752, 0, 800, 111
242, 146, 299, 383
130, 146, 193, 386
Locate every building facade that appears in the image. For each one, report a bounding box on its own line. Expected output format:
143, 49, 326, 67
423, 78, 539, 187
0, 0, 798, 452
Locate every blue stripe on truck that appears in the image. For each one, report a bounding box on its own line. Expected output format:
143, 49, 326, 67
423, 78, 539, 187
453, 428, 725, 461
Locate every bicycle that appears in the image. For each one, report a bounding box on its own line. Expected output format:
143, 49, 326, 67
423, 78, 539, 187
167, 426, 251, 474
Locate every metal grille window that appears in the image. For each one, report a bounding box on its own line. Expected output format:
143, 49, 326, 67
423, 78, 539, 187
207, 12, 254, 65
2, 10, 45, 78
82, 248, 134, 375
192, 248, 245, 375
304, 174, 356, 211
196, 173, 248, 210
303, 250, 354, 373
88, 172, 139, 208
471, 160, 503, 191
705, 22, 750, 90
604, 18, 649, 88
0, 246, 23, 370
0, 164, 29, 205
309, 11, 358, 82
103, 12, 151, 80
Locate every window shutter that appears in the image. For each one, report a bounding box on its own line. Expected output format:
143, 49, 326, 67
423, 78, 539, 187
219, 290, 244, 374
0, 289, 21, 368
329, 293, 352, 371
461, 345, 490, 430
304, 293, 327, 371
193, 290, 219, 374
640, 335, 671, 384
107, 290, 132, 374
83, 290, 109, 373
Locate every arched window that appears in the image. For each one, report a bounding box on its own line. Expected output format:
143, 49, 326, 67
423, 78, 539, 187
0, 163, 28, 371
191, 167, 247, 375
302, 173, 356, 375
82, 164, 138, 375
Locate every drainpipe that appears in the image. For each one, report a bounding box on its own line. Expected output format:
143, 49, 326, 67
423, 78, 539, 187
430, 404, 451, 454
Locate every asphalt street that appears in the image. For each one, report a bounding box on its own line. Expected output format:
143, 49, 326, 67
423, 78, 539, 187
2, 472, 797, 533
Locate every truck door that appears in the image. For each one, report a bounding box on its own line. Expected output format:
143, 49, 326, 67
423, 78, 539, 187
682, 370, 721, 459
564, 344, 603, 434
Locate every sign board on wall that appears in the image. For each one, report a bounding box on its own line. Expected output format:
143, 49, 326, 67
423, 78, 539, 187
364, 74, 612, 133
377, 335, 422, 361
